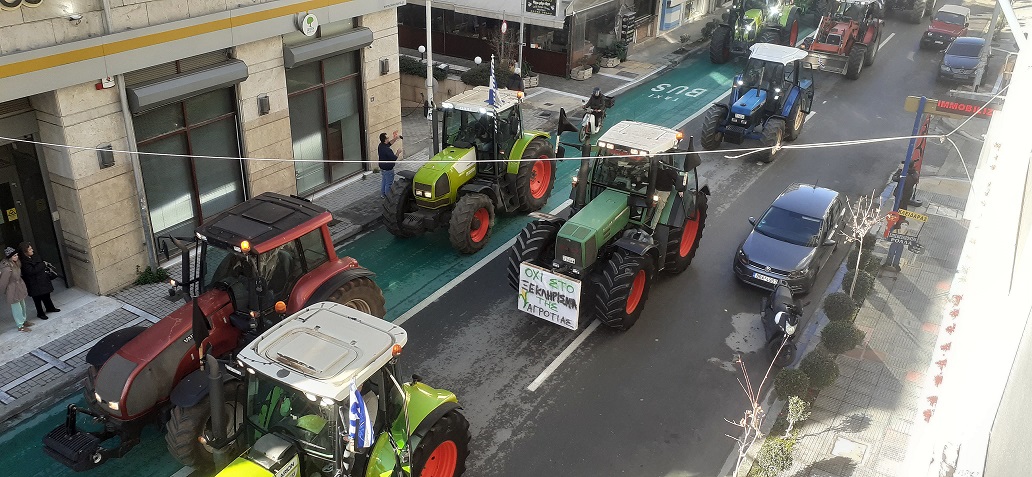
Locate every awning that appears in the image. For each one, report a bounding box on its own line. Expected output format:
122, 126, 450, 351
408, 0, 568, 29
283, 27, 374, 69
565, 0, 615, 16
126, 60, 248, 114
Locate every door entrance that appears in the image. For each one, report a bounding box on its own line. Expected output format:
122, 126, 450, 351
0, 139, 65, 284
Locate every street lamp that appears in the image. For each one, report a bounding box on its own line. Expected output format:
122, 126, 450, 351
418, 45, 426, 62
474, 56, 482, 65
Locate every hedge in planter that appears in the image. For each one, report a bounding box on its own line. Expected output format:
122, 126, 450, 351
846, 247, 872, 271
800, 349, 840, 389
821, 321, 866, 355
755, 437, 794, 477
842, 269, 876, 303
399, 55, 448, 81
823, 292, 858, 322
774, 368, 810, 401
460, 63, 514, 87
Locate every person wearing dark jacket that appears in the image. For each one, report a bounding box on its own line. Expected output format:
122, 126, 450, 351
378, 132, 401, 198
19, 242, 59, 320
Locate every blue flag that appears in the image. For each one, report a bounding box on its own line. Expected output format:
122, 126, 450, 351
348, 380, 374, 449
487, 55, 497, 107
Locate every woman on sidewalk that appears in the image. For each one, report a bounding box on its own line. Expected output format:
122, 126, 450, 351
0, 246, 31, 332
19, 242, 59, 320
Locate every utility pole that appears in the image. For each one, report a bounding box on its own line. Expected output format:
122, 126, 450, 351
425, 0, 439, 154
518, 0, 526, 74
975, 0, 1002, 88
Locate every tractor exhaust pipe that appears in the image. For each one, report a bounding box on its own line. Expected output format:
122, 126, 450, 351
205, 353, 231, 470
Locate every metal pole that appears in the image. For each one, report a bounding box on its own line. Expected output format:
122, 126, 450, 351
425, 0, 439, 155
205, 353, 230, 469
887, 95, 926, 269
975, 0, 1002, 88
518, 0, 526, 74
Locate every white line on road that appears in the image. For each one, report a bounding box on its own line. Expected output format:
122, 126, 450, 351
606, 66, 665, 97
394, 199, 575, 326
596, 72, 635, 82
880, 32, 896, 49
804, 111, 817, 123
674, 90, 733, 131
527, 321, 601, 392
526, 87, 589, 101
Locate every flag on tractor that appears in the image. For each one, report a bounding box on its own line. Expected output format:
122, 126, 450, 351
348, 380, 374, 448
487, 55, 498, 108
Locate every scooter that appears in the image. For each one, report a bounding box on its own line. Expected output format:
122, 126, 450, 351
761, 281, 805, 367
579, 94, 616, 143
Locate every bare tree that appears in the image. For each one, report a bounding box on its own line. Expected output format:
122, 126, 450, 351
486, 28, 521, 72
725, 351, 782, 476
840, 191, 886, 297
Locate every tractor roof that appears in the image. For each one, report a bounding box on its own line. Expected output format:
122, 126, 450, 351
442, 86, 521, 113
937, 4, 970, 16
749, 43, 809, 65
195, 193, 331, 254
239, 302, 408, 403
596, 121, 682, 155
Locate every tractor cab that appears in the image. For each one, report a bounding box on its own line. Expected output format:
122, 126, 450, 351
440, 86, 524, 175
729, 43, 814, 136
220, 302, 469, 477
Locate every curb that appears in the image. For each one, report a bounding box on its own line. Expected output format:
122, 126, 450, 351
0, 368, 84, 435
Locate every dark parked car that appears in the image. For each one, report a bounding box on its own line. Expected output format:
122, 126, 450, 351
733, 184, 845, 294
938, 37, 989, 85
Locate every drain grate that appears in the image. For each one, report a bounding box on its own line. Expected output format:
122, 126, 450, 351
543, 102, 553, 106
617, 71, 639, 78
537, 111, 552, 118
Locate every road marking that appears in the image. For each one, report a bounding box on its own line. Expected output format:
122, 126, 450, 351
526, 87, 589, 101
394, 199, 575, 326
596, 72, 635, 82
172, 466, 194, 477
674, 90, 733, 130
804, 111, 817, 123
880, 32, 896, 49
606, 65, 665, 96
527, 321, 601, 392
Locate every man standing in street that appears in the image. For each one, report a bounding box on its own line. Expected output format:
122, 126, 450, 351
378, 131, 402, 198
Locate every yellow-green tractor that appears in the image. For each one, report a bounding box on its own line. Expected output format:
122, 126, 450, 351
710, 0, 803, 63
382, 86, 560, 254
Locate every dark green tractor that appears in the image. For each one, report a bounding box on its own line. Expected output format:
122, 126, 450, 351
507, 120, 711, 331
383, 86, 559, 254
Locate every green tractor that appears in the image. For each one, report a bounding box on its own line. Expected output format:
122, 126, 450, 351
506, 120, 711, 331
213, 302, 470, 477
383, 86, 559, 254
710, 0, 803, 63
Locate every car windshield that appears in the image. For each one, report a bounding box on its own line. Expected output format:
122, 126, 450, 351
441, 108, 493, 149
946, 42, 982, 57
934, 11, 965, 25
754, 206, 824, 247
590, 153, 651, 195
245, 372, 336, 460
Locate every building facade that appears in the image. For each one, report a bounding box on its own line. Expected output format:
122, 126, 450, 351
0, 0, 405, 295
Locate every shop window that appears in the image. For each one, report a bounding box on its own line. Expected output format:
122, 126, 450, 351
287, 51, 365, 196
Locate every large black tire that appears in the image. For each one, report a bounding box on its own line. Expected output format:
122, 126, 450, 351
165, 381, 244, 470
515, 138, 556, 212
758, 29, 781, 45
448, 193, 495, 254
700, 104, 727, 150
924, 0, 934, 17
904, 3, 924, 24
710, 25, 732, 64
326, 276, 386, 318
759, 118, 785, 164
845, 45, 866, 80
785, 100, 804, 142
592, 249, 654, 330
664, 194, 708, 274
383, 177, 421, 237
813, 0, 837, 18
864, 30, 880, 66
782, 10, 801, 46
507, 220, 562, 289
411, 410, 471, 477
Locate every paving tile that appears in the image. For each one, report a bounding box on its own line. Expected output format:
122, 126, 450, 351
6, 367, 64, 399
40, 308, 141, 358
0, 354, 45, 387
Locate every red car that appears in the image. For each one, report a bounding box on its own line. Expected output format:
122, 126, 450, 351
920, 5, 970, 49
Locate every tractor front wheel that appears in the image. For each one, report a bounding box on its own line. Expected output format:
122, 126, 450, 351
507, 220, 563, 289
165, 381, 244, 470
864, 30, 880, 66
326, 276, 386, 318
785, 101, 804, 142
383, 177, 422, 237
449, 193, 495, 254
700, 104, 727, 150
593, 249, 654, 330
758, 29, 781, 46
904, 3, 924, 24
759, 118, 785, 164
412, 411, 471, 477
664, 194, 708, 274
515, 138, 556, 212
710, 25, 732, 64
846, 45, 867, 80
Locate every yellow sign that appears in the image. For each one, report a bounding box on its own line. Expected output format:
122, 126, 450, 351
899, 209, 928, 222
5, 208, 17, 222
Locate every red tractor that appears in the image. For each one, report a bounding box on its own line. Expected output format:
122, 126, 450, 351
801, 0, 883, 80
42, 193, 386, 472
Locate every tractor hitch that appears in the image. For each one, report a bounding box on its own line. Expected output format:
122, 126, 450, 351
42, 404, 140, 472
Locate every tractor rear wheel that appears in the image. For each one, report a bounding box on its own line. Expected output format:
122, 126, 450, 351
507, 220, 562, 289
710, 25, 732, 64
758, 29, 781, 46
411, 410, 471, 477
846, 45, 866, 80
700, 104, 727, 150
785, 101, 804, 142
759, 118, 785, 164
904, 3, 924, 24
783, 10, 801, 45
515, 138, 556, 212
327, 276, 386, 318
593, 249, 654, 330
664, 194, 708, 274
165, 381, 244, 470
383, 177, 421, 237
448, 193, 495, 254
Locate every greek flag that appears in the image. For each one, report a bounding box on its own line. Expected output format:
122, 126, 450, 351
487, 55, 497, 108
348, 380, 374, 449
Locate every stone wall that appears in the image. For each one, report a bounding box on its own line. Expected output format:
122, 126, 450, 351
360, 9, 404, 163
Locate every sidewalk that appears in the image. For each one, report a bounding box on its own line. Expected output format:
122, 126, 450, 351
0, 11, 720, 431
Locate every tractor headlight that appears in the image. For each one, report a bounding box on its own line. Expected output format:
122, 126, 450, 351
106, 401, 119, 411
769, 7, 779, 16
745, 24, 753, 32
734, 113, 745, 119
736, 79, 744, 86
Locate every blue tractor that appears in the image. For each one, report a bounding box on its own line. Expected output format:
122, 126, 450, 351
700, 43, 815, 163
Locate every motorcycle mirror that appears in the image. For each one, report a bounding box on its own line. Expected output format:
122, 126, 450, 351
160, 241, 170, 261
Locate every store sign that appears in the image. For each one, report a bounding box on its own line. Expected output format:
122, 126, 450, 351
517, 262, 580, 330
298, 13, 319, 37
0, 0, 42, 10
887, 233, 917, 246
526, 0, 557, 16
898, 209, 928, 222
934, 99, 995, 119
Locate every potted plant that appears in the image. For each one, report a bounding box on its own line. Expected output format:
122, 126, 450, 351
521, 61, 539, 88
571, 55, 593, 80
598, 41, 627, 67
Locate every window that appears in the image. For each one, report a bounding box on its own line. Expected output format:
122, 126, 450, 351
258, 242, 305, 301
287, 51, 365, 195
299, 229, 329, 271
134, 87, 245, 253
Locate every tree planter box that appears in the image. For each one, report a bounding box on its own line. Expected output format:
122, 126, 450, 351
570, 66, 593, 80
599, 56, 620, 68
524, 74, 539, 88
